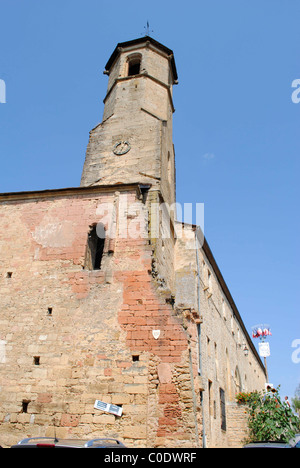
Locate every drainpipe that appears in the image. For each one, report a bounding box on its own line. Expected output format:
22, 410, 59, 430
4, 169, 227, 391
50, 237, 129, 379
188, 348, 200, 448
195, 229, 207, 448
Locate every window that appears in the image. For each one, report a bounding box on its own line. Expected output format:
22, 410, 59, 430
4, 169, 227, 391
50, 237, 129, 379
22, 400, 30, 414
235, 366, 242, 393
85, 224, 105, 270
237, 327, 241, 345
208, 269, 212, 290
222, 298, 226, 321
220, 388, 227, 431
225, 348, 231, 395
197, 323, 202, 375
207, 336, 211, 357
215, 343, 219, 380
208, 380, 213, 417
231, 315, 234, 335
167, 151, 172, 183
127, 54, 142, 77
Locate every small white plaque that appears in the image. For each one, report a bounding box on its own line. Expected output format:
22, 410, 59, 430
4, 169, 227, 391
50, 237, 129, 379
94, 400, 123, 417
152, 330, 161, 340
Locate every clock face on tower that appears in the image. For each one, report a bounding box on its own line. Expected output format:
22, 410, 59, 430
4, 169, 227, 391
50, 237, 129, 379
113, 141, 131, 156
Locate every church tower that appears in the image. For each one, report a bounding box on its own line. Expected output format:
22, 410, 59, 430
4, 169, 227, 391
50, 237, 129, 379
80, 37, 178, 208
0, 34, 268, 449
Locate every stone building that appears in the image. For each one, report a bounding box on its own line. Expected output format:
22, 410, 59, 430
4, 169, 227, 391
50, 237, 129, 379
0, 36, 266, 448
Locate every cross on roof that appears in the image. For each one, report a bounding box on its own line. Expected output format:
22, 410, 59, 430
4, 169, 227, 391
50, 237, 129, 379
143, 21, 154, 37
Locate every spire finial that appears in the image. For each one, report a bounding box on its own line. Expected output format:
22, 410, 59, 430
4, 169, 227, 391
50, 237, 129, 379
143, 21, 154, 37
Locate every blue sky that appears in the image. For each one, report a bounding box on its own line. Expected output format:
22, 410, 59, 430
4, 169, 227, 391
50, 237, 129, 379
0, 0, 299, 402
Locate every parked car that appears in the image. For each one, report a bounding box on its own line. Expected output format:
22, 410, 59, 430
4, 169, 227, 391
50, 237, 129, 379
289, 434, 300, 448
244, 441, 292, 448
244, 435, 300, 448
11, 437, 126, 448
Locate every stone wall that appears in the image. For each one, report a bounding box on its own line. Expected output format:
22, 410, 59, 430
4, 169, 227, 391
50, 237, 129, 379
174, 223, 266, 448
226, 403, 249, 448
0, 186, 199, 448
0, 36, 267, 449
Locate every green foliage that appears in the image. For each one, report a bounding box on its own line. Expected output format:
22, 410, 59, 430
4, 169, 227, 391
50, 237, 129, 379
236, 391, 259, 404
236, 386, 300, 443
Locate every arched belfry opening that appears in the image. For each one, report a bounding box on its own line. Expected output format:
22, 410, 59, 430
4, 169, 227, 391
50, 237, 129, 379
127, 53, 142, 76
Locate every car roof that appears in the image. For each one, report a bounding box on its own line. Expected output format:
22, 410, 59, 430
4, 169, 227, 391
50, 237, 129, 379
289, 434, 300, 447
12, 437, 125, 448
244, 441, 291, 448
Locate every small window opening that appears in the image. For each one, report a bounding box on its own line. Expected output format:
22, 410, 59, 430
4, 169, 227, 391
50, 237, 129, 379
207, 337, 211, 357
220, 388, 227, 431
208, 269, 212, 290
85, 224, 105, 270
166, 296, 175, 308
208, 380, 213, 416
47, 308, 53, 316
128, 57, 141, 77
33, 356, 40, 366
140, 185, 150, 204
22, 400, 30, 413
6, 272, 13, 278
167, 152, 172, 183
132, 355, 140, 362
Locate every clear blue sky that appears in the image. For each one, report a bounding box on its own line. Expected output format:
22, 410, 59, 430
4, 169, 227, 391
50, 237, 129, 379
0, 0, 299, 402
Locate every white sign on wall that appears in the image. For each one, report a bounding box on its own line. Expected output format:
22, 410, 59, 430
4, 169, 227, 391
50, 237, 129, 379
94, 400, 123, 417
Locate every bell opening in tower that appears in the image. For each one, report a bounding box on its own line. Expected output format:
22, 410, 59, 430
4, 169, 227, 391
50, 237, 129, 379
128, 57, 141, 76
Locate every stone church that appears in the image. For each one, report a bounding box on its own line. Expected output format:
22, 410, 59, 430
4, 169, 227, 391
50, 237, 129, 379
0, 36, 266, 448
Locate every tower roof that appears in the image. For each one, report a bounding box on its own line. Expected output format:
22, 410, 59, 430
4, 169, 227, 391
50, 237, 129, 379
105, 36, 178, 82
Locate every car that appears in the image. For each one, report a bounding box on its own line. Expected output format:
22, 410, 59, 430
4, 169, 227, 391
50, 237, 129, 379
289, 434, 300, 448
11, 437, 126, 448
244, 435, 300, 449
243, 441, 292, 448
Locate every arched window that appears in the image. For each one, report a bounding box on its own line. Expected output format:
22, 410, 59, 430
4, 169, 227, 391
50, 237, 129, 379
225, 348, 231, 397
234, 366, 242, 393
167, 151, 172, 183
85, 224, 105, 270
127, 54, 142, 77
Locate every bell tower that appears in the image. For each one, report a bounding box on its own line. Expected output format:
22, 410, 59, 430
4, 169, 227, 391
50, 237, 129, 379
80, 36, 178, 207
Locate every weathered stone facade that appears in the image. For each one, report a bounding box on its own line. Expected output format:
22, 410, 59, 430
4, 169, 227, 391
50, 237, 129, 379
0, 37, 266, 448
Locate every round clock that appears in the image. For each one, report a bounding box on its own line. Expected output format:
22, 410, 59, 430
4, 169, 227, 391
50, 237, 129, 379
113, 141, 131, 156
